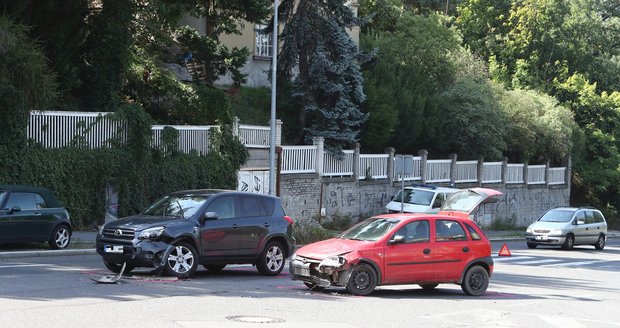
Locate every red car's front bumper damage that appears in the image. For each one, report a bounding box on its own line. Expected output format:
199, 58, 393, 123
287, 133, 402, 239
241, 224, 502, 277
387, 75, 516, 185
289, 254, 354, 288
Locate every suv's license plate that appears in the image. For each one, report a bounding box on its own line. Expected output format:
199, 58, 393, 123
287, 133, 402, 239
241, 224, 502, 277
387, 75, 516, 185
535, 235, 548, 241
104, 245, 124, 253
294, 266, 310, 277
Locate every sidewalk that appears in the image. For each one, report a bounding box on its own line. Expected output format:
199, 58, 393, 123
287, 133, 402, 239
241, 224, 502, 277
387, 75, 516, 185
1, 230, 619, 259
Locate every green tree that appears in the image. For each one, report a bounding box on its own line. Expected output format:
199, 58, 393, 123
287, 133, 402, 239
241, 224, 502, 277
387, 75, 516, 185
0, 15, 57, 152
271, 0, 369, 152
360, 13, 459, 153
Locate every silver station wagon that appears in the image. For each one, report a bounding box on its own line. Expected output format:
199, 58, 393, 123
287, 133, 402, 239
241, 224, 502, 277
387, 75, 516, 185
525, 207, 607, 250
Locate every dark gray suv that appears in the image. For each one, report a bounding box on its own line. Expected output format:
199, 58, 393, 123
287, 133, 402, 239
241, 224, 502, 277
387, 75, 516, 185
96, 190, 295, 278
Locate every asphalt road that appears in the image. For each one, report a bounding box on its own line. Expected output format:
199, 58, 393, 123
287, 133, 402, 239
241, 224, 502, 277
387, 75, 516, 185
0, 239, 619, 327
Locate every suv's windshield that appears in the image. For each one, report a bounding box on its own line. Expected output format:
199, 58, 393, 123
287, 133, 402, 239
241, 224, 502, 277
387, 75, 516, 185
142, 194, 211, 218
539, 209, 575, 223
340, 218, 400, 241
393, 189, 434, 206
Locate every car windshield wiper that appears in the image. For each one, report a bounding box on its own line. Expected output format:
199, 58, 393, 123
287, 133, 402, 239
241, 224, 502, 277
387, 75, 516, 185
176, 200, 185, 218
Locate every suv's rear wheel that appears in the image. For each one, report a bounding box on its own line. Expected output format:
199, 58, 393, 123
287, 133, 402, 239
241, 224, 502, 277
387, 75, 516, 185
164, 242, 198, 279
461, 265, 489, 296
103, 259, 134, 274
561, 234, 575, 250
256, 241, 285, 276
594, 234, 606, 250
49, 225, 71, 250
346, 263, 377, 296
526, 242, 537, 249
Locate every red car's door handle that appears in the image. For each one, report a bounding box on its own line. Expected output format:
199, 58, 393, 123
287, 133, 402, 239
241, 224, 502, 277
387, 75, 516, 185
423, 248, 431, 255
462, 247, 470, 253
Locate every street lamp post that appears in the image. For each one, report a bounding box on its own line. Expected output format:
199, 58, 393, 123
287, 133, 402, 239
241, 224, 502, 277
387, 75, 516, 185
268, 0, 279, 196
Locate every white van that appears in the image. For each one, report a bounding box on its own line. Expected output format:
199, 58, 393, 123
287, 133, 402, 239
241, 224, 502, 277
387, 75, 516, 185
385, 185, 460, 214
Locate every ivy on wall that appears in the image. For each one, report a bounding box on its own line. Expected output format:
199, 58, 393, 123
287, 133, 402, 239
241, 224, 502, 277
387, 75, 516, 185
0, 105, 248, 229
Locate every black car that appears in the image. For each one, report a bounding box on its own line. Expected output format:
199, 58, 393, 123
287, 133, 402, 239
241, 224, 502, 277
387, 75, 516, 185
0, 185, 72, 249
96, 189, 296, 278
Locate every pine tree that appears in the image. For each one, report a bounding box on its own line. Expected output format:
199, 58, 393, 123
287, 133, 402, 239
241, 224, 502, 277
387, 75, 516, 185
273, 0, 370, 153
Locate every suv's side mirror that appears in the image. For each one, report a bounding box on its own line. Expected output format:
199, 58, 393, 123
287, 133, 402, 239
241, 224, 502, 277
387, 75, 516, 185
9, 206, 21, 214
200, 211, 218, 224
388, 234, 405, 245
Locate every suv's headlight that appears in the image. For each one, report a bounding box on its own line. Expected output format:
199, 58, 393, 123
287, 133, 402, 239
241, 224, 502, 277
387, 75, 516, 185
138, 226, 165, 240
526, 227, 533, 233
98, 225, 105, 235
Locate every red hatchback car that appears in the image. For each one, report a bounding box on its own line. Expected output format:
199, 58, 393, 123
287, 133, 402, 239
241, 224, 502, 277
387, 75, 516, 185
289, 188, 501, 296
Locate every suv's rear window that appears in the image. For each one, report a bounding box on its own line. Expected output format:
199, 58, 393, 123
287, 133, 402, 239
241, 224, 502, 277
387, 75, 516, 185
260, 197, 275, 216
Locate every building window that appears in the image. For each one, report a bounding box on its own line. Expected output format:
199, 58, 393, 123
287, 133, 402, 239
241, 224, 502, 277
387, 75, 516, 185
255, 24, 273, 58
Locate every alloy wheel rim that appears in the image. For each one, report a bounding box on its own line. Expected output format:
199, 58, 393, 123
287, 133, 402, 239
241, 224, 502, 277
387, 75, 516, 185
598, 236, 605, 248
168, 246, 194, 273
55, 229, 69, 248
266, 246, 284, 271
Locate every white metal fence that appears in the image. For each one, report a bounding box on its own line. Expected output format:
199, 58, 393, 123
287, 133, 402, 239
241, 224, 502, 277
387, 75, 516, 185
482, 162, 503, 183
359, 154, 389, 179
281, 146, 317, 174
426, 159, 452, 183
28, 111, 569, 186
28, 111, 278, 153
323, 150, 354, 177
456, 160, 478, 183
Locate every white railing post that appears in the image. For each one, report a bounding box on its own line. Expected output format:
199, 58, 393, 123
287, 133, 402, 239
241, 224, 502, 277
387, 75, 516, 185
386, 147, 395, 180
502, 157, 508, 184
419, 149, 428, 184
275, 119, 282, 146
353, 143, 360, 181
313, 137, 324, 176
232, 116, 240, 137
449, 153, 457, 188
545, 160, 551, 186
477, 156, 484, 186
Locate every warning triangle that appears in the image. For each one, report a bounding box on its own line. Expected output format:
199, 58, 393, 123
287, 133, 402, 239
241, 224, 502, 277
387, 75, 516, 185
498, 243, 512, 257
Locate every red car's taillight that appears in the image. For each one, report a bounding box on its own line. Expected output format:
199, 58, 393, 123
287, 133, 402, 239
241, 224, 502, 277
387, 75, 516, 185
283, 215, 294, 225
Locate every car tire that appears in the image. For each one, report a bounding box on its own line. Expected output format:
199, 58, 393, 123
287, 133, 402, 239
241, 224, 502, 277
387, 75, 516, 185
203, 264, 226, 272
304, 282, 325, 291
526, 242, 537, 249
594, 234, 606, 250
461, 265, 489, 296
103, 259, 134, 274
561, 234, 575, 250
419, 283, 439, 290
346, 263, 377, 296
48, 225, 71, 250
256, 241, 285, 276
164, 242, 198, 279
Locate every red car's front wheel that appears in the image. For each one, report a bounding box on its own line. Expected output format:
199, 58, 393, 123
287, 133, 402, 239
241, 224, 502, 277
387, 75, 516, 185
346, 263, 377, 296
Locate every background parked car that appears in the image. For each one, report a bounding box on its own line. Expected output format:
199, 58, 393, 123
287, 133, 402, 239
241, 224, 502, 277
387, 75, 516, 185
96, 189, 296, 278
0, 184, 72, 249
525, 207, 607, 250
385, 184, 460, 214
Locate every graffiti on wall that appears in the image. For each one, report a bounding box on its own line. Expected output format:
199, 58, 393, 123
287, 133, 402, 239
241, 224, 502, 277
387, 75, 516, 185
324, 185, 389, 218
237, 170, 269, 194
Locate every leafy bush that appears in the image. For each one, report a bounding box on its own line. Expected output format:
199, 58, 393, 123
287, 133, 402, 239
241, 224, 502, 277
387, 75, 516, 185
321, 212, 355, 231
293, 220, 332, 245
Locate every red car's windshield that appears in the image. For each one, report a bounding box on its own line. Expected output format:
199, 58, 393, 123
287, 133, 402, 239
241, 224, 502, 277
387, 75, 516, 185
339, 217, 400, 241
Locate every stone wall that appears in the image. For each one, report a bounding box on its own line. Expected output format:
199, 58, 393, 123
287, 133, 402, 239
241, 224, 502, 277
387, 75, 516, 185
278, 176, 570, 229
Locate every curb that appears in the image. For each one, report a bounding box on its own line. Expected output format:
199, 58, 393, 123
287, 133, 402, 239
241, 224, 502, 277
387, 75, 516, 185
0, 248, 97, 259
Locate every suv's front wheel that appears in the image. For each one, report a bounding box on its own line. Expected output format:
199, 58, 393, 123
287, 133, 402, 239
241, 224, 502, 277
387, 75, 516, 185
164, 242, 198, 279
256, 241, 285, 276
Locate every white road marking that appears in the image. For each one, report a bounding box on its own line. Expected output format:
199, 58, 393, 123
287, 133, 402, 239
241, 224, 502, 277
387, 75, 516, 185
0, 263, 47, 269
546, 260, 601, 267
493, 256, 534, 261
510, 259, 563, 265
